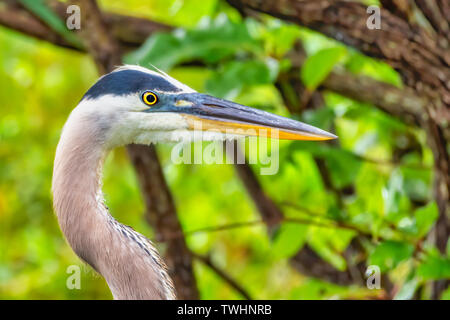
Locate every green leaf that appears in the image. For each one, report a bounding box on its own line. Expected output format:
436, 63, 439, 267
271, 223, 308, 259
289, 142, 361, 188
401, 165, 432, 203
441, 287, 450, 300
414, 202, 438, 238
308, 228, 355, 270
417, 253, 450, 280
205, 59, 278, 98
345, 51, 402, 87
383, 169, 404, 218
124, 15, 261, 70
300, 47, 346, 90
369, 241, 414, 272
261, 20, 302, 57
124, 32, 184, 70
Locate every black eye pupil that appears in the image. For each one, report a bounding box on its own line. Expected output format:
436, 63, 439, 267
146, 95, 155, 103
143, 91, 157, 105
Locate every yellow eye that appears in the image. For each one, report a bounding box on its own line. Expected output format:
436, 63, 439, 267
142, 91, 158, 106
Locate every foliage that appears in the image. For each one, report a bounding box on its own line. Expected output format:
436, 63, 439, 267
300, 47, 346, 90
0, 0, 448, 300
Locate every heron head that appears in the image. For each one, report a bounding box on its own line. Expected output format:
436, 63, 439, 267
75, 65, 336, 148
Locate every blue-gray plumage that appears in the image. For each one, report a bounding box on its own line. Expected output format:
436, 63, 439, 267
83, 69, 183, 100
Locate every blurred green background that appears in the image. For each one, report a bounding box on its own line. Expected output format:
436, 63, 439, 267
0, 0, 449, 299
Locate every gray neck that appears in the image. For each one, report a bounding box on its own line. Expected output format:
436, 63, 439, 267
52, 110, 175, 299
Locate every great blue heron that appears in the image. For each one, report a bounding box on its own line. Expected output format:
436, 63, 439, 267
52, 65, 336, 300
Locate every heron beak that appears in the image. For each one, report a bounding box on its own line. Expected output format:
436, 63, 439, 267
178, 94, 337, 141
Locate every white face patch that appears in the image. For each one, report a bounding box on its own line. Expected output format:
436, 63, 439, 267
80, 93, 144, 112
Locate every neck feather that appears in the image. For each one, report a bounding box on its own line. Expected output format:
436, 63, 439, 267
52, 110, 175, 300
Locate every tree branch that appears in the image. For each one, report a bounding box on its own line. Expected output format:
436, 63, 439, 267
0, 0, 82, 50
47, 0, 171, 48
190, 251, 252, 300
0, 0, 171, 52
70, 0, 120, 72
322, 70, 424, 125
414, 0, 450, 38
226, 141, 284, 234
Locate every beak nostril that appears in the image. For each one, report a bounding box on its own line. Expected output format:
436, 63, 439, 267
203, 103, 226, 108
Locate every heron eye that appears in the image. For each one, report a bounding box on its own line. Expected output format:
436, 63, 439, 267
142, 91, 158, 106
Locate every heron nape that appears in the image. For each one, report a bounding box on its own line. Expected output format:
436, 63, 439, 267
52, 65, 336, 300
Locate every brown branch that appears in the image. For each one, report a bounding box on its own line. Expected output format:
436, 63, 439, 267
226, 141, 284, 234
155, 210, 411, 253
226, 0, 450, 84
321, 70, 424, 126
181, 216, 362, 239
70, 0, 120, 72
291, 239, 393, 295
380, 0, 413, 22
280, 202, 411, 243
46, 0, 171, 48
414, 0, 450, 38
0, 0, 171, 52
0, 0, 82, 50
184, 219, 264, 237
190, 251, 252, 300
290, 243, 362, 286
